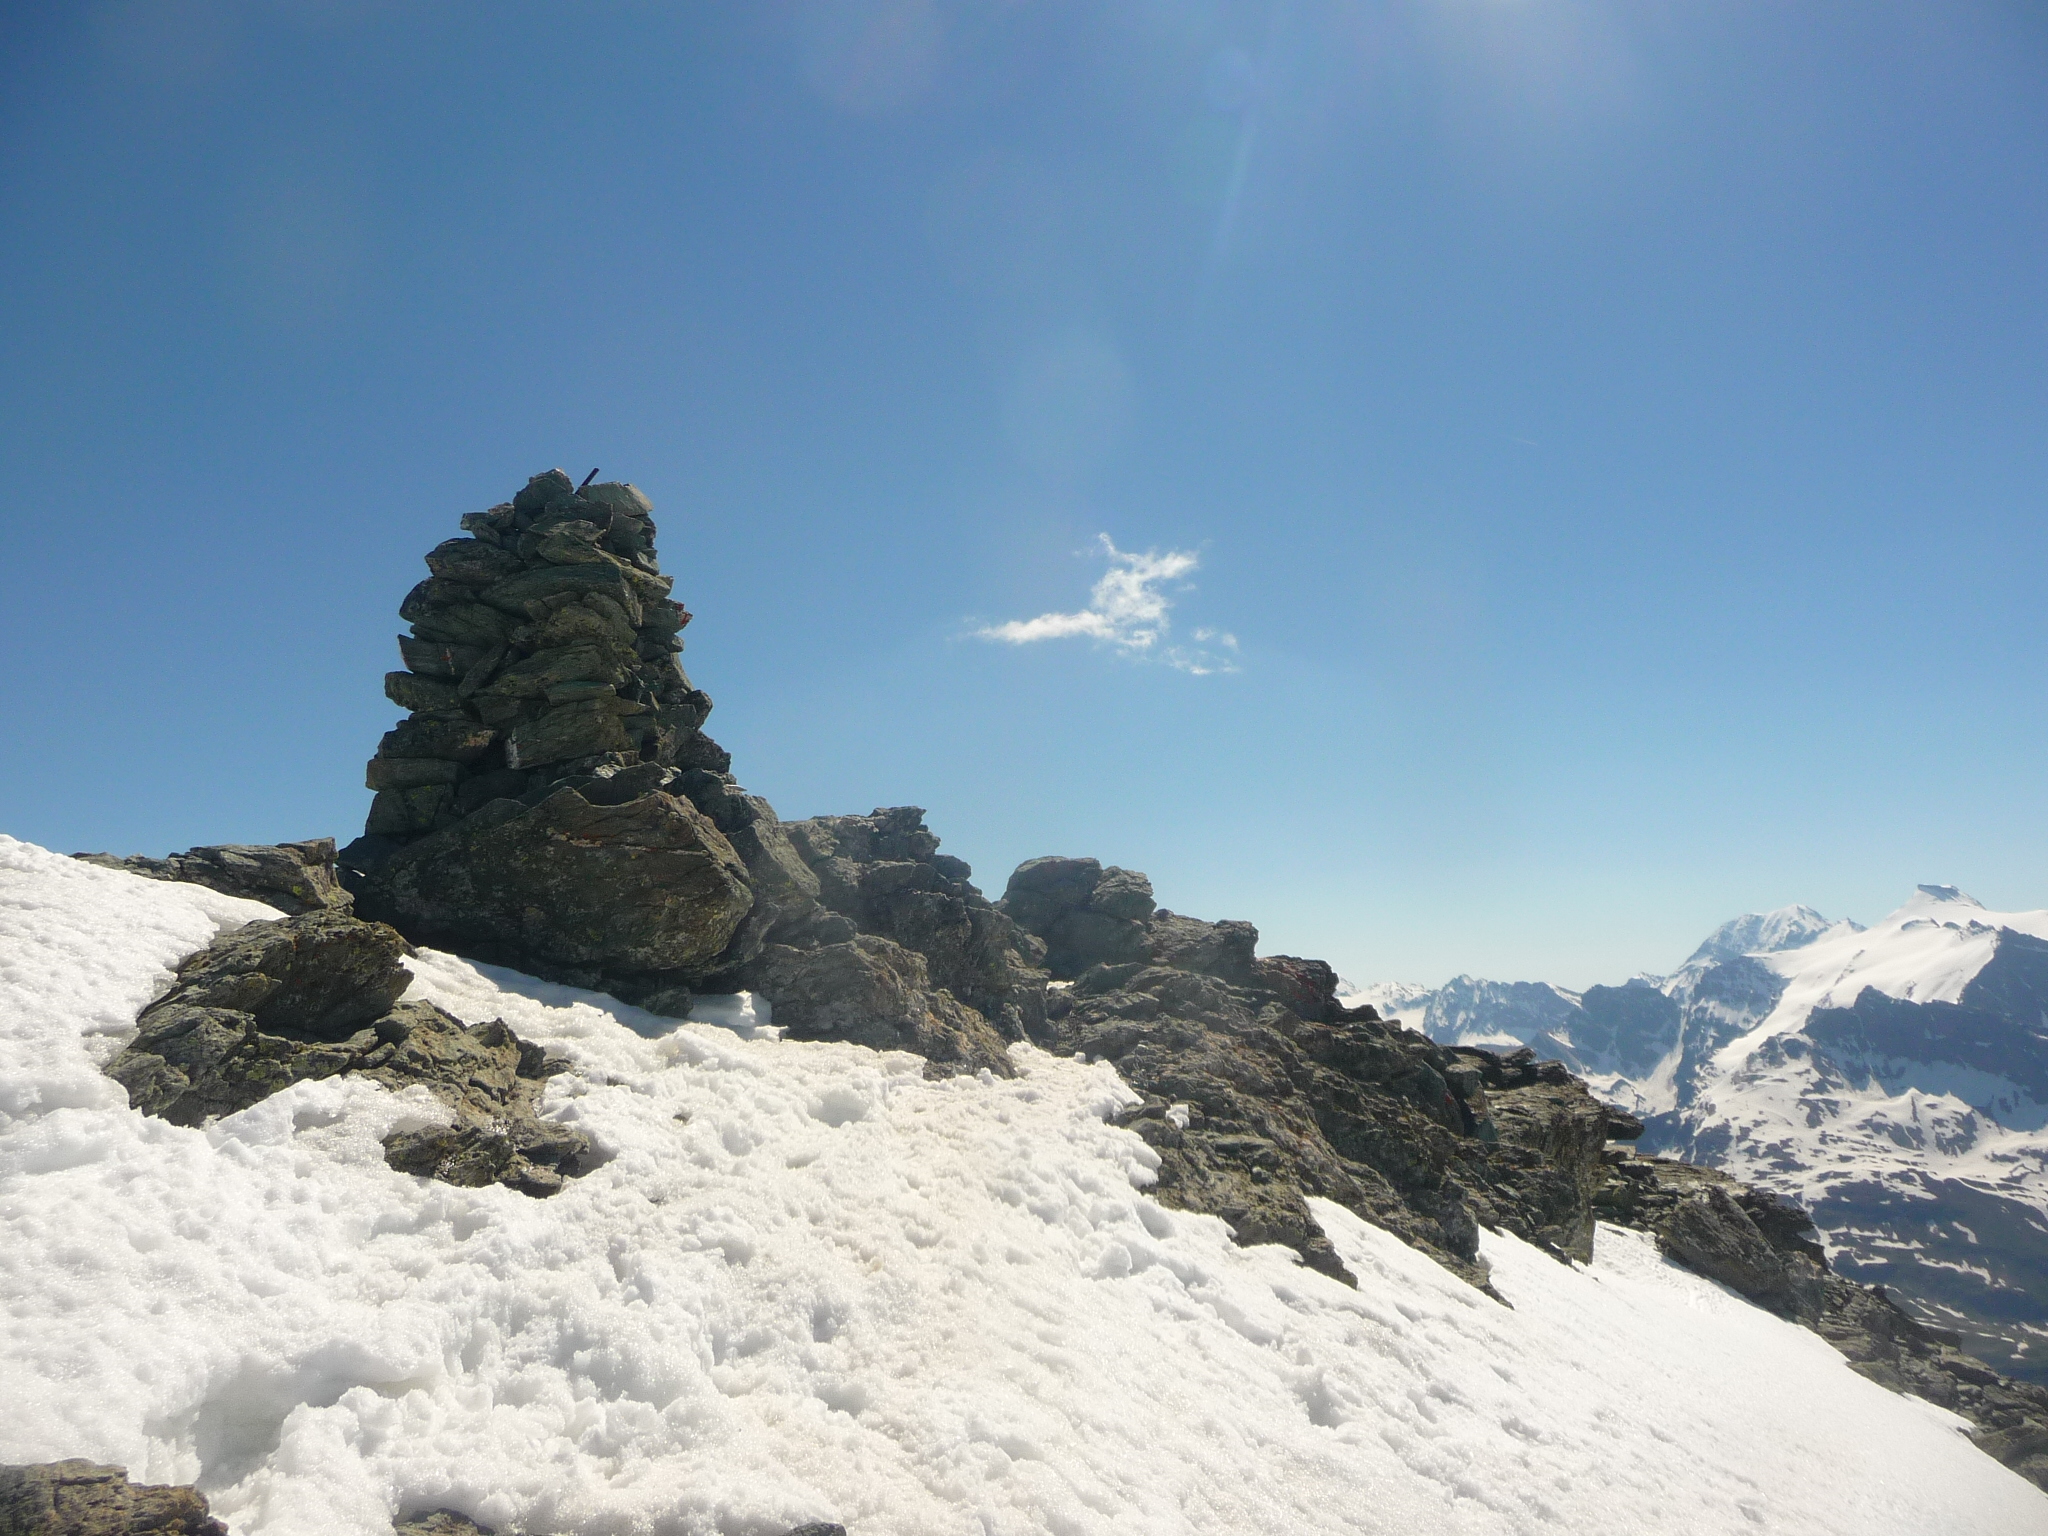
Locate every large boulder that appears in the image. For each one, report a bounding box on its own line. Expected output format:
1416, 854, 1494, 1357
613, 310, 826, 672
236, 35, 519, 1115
129, 907, 413, 1045
778, 808, 1047, 1043
1145, 911, 1258, 987
1657, 1183, 1828, 1323
357, 785, 751, 987
999, 856, 1152, 979
748, 935, 1015, 1078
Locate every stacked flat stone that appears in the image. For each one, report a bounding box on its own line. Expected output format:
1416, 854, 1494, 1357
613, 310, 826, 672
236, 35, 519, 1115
361, 467, 714, 844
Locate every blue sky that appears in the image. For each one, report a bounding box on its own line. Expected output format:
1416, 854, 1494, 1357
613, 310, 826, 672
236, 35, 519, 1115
3, 2, 2044, 989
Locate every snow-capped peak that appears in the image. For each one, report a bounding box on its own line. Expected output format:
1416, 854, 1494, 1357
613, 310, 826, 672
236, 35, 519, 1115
1683, 904, 1861, 968
1713, 889, 2048, 1069
1901, 882, 1986, 914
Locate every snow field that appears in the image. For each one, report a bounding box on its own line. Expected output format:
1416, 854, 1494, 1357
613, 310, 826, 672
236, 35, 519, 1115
2, 835, 2044, 1535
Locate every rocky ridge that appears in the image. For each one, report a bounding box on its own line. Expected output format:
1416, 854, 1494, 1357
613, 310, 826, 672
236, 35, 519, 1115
998, 855, 1619, 1289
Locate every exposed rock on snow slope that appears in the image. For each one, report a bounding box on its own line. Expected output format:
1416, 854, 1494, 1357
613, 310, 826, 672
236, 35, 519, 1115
4, 839, 2043, 1535
1366, 887, 2048, 1382
340, 472, 1027, 1076
102, 906, 590, 1198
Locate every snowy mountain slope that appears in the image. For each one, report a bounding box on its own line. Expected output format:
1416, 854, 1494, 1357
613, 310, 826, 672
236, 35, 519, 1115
1658, 885, 2048, 1378
1363, 888, 2048, 1383
4, 836, 2044, 1533
1685, 904, 1861, 967
1717, 886, 2048, 1068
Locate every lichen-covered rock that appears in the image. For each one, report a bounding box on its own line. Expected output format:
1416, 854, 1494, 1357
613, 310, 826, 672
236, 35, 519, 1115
366, 1002, 589, 1197
136, 907, 414, 1044
104, 914, 587, 1196
74, 838, 351, 914
0, 1461, 226, 1535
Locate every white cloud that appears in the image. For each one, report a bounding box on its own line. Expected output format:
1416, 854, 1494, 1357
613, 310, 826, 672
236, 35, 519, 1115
977, 536, 1239, 673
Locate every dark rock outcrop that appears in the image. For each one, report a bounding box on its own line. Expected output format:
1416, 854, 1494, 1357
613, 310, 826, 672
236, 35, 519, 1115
1001, 856, 1152, 978
1596, 1148, 2048, 1490
126, 906, 414, 1051
991, 858, 1633, 1289
1657, 1182, 1828, 1323
769, 807, 1049, 1043
0, 1461, 226, 1535
393, 1510, 497, 1535
104, 910, 587, 1196
75, 838, 352, 914
745, 934, 1014, 1077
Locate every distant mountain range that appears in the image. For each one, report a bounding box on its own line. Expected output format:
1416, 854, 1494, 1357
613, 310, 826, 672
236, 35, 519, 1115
1350, 886, 2048, 1382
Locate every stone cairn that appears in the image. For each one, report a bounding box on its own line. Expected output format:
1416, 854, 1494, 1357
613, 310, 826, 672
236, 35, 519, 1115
352, 466, 713, 846
342, 470, 767, 1008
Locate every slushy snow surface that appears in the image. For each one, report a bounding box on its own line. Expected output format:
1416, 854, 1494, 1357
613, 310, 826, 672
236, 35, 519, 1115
3, 837, 2042, 1535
